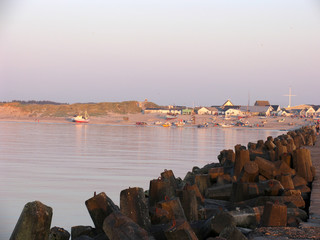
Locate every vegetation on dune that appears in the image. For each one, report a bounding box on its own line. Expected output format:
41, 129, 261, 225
144, 101, 159, 109
1, 101, 152, 117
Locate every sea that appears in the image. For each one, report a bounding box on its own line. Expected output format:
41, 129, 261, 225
0, 121, 284, 239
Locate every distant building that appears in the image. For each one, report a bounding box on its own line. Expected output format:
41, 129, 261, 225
254, 100, 270, 106
271, 105, 281, 112
194, 107, 218, 115
225, 108, 246, 117
306, 107, 316, 117
278, 108, 292, 116
222, 99, 234, 107
217, 106, 240, 115
207, 107, 219, 115
240, 106, 273, 116
315, 106, 320, 117
195, 107, 210, 115
182, 108, 193, 115
143, 106, 185, 114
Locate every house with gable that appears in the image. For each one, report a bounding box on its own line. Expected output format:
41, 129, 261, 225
222, 99, 234, 107
212, 100, 241, 115
195, 107, 218, 115
314, 106, 320, 117
195, 107, 210, 115
271, 105, 281, 112
305, 107, 316, 117
278, 108, 292, 116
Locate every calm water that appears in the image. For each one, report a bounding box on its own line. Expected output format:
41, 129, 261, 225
0, 121, 283, 238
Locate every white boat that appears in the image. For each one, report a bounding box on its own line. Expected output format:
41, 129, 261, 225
166, 113, 177, 120
221, 124, 233, 128
174, 120, 185, 127
71, 111, 89, 123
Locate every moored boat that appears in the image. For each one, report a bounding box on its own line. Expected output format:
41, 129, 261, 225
221, 124, 233, 128
71, 111, 89, 123
197, 123, 209, 128
173, 120, 185, 127
136, 122, 147, 126
162, 122, 172, 127
166, 113, 177, 120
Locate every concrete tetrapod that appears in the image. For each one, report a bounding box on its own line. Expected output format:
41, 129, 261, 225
120, 187, 151, 231
10, 201, 53, 240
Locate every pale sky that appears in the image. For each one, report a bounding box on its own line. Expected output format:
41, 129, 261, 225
1, 0, 320, 107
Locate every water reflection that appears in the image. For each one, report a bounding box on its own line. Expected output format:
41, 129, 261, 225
0, 122, 283, 239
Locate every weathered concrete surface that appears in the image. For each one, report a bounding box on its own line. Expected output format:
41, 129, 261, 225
10, 201, 52, 240
248, 131, 320, 239
307, 137, 320, 226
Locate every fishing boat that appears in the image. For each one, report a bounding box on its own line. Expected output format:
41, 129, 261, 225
71, 111, 89, 123
221, 124, 233, 128
166, 113, 177, 120
174, 120, 185, 127
197, 123, 209, 128
136, 122, 147, 126
162, 122, 172, 127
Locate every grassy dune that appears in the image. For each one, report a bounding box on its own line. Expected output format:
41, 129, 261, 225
0, 101, 159, 117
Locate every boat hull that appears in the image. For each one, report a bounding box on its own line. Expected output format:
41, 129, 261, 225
72, 119, 89, 123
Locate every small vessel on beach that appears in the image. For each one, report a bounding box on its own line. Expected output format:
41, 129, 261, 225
136, 122, 147, 126
173, 120, 185, 127
197, 123, 209, 128
221, 124, 233, 128
162, 122, 172, 127
166, 113, 177, 120
71, 111, 89, 123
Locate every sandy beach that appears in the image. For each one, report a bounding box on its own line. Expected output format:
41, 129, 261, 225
0, 112, 316, 131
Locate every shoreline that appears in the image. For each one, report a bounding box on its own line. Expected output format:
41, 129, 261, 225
0, 114, 314, 131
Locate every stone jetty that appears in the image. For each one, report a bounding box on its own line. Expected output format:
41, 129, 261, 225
10, 125, 320, 239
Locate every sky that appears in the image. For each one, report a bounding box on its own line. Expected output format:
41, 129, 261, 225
1, 0, 320, 107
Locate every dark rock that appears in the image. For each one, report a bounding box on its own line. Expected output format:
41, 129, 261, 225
149, 178, 176, 208
164, 220, 198, 240
103, 211, 154, 240
85, 192, 120, 231
205, 184, 233, 201
49, 227, 70, 240
74, 236, 94, 240
211, 211, 236, 235
219, 225, 247, 240
120, 187, 151, 230
261, 201, 287, 227
10, 201, 53, 240
71, 226, 96, 240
